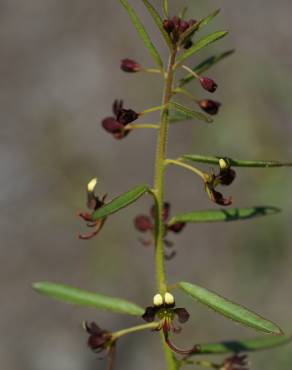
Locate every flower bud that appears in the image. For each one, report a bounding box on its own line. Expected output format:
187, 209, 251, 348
117, 109, 139, 125
120, 58, 141, 73
164, 292, 175, 306
199, 99, 221, 115
163, 19, 175, 33
179, 20, 189, 33
134, 215, 153, 232
168, 222, 186, 233
102, 117, 123, 133
153, 293, 164, 307
199, 77, 218, 93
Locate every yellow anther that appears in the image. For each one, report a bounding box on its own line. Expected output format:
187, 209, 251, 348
87, 178, 98, 192
164, 292, 175, 305
153, 293, 164, 307
219, 158, 229, 170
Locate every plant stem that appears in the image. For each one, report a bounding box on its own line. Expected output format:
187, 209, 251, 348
153, 48, 178, 370
154, 49, 177, 295
165, 159, 206, 180
112, 322, 159, 340
125, 123, 159, 130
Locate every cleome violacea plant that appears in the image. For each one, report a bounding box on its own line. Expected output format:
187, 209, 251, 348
33, 1, 292, 370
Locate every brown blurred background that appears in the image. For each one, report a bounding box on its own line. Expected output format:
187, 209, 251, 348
1, 0, 292, 369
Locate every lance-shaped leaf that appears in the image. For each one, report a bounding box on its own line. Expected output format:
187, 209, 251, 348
182, 154, 292, 167
118, 0, 163, 68
168, 206, 281, 225
169, 110, 193, 123
141, 0, 172, 49
170, 102, 213, 123
176, 31, 228, 66
179, 50, 235, 87
162, 0, 168, 18
92, 184, 149, 221
33, 282, 144, 316
194, 335, 292, 355
180, 9, 221, 44
178, 282, 283, 334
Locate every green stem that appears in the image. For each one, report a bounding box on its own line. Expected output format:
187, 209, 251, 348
112, 322, 159, 340
154, 49, 177, 295
125, 123, 159, 130
141, 105, 165, 115
153, 48, 178, 370
165, 159, 206, 181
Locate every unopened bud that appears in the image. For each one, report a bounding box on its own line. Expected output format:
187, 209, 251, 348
120, 59, 141, 73
199, 77, 218, 93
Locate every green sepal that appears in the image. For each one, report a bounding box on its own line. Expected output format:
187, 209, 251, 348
178, 282, 283, 334
33, 282, 144, 316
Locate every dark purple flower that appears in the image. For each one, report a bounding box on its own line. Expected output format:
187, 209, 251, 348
168, 222, 186, 233
101, 100, 139, 140
199, 77, 218, 93
120, 58, 141, 73
142, 293, 199, 355
78, 178, 107, 240
204, 160, 236, 206
84, 321, 112, 353
134, 215, 153, 232
134, 203, 186, 256
199, 99, 221, 115
163, 16, 198, 47
222, 354, 249, 370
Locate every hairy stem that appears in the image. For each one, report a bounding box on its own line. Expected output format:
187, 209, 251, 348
153, 48, 178, 370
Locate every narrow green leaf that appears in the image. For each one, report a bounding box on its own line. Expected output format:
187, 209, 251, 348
118, 0, 163, 68
141, 0, 172, 49
169, 110, 193, 123
91, 184, 148, 221
179, 50, 235, 87
180, 9, 221, 44
196, 335, 292, 355
169, 207, 281, 225
179, 6, 188, 20
182, 154, 292, 168
170, 102, 213, 123
163, 0, 168, 18
178, 282, 283, 334
33, 282, 144, 316
176, 31, 228, 66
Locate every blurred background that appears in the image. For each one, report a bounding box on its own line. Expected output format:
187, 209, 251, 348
1, 0, 292, 369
